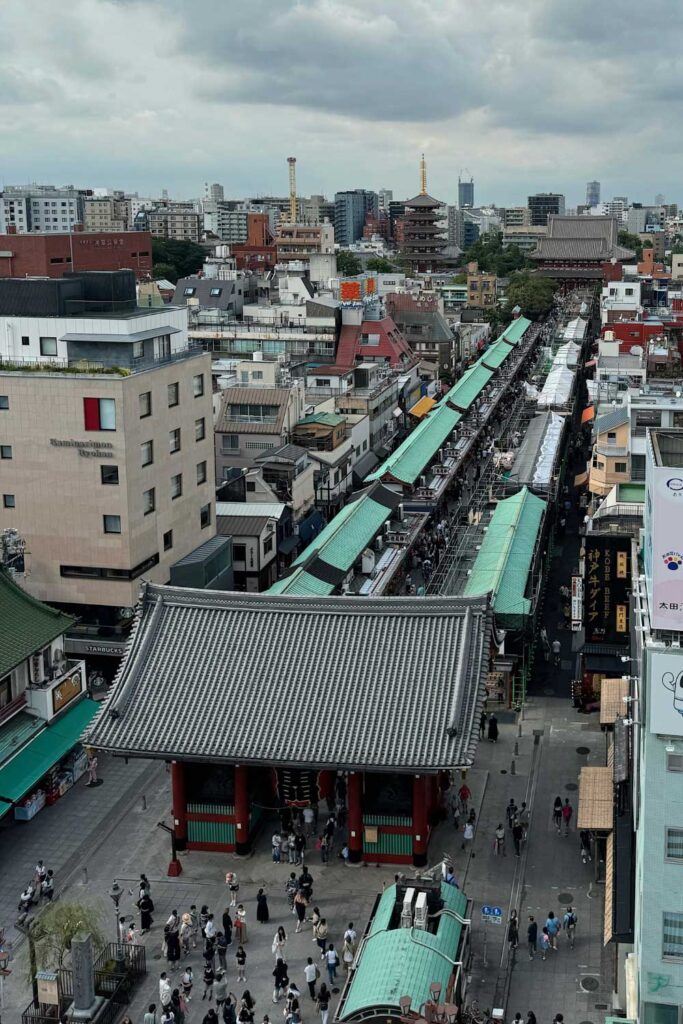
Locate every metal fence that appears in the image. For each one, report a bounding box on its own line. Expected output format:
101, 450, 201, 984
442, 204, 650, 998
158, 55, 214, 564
22, 943, 146, 1024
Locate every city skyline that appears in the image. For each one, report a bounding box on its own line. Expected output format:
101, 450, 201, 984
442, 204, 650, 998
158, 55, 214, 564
0, 0, 678, 207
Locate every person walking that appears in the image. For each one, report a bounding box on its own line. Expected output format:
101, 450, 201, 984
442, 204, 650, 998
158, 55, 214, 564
285, 873, 298, 915
272, 926, 287, 961
506, 799, 518, 829
236, 945, 247, 983
580, 830, 592, 863
235, 905, 247, 944
314, 918, 329, 959
304, 956, 319, 999
462, 819, 475, 856
222, 909, 233, 946
527, 916, 537, 960
166, 920, 181, 973
540, 927, 550, 961
203, 1010, 219, 1024
512, 819, 524, 857
526, 1012, 537, 1024
287, 832, 297, 865
551, 638, 561, 667
294, 890, 308, 933
182, 966, 194, 1002
171, 988, 186, 1024
479, 710, 488, 739
272, 831, 282, 863
319, 834, 329, 863
138, 891, 154, 935
217, 931, 229, 971
316, 984, 330, 1024
295, 831, 306, 865
552, 797, 563, 834
226, 873, 239, 908
190, 905, 200, 948
144, 1005, 157, 1024
563, 906, 577, 948
324, 944, 339, 986
545, 911, 561, 949
272, 957, 289, 1003
458, 782, 471, 815
487, 713, 499, 743
342, 937, 355, 974
343, 923, 357, 950
181, 914, 193, 956
507, 911, 519, 951
159, 973, 173, 1011
518, 802, 530, 839
562, 799, 573, 837
494, 823, 506, 856
256, 889, 270, 925
303, 805, 315, 836
223, 994, 238, 1024
203, 962, 215, 1001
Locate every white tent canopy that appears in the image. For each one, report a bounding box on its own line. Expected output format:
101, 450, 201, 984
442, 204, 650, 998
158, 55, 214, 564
537, 365, 575, 409
563, 317, 587, 342
554, 341, 581, 368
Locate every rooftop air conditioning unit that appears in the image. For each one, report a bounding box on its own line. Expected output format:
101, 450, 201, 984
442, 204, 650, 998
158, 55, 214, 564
401, 887, 416, 928
414, 891, 428, 930
375, 536, 384, 552
396, 503, 405, 522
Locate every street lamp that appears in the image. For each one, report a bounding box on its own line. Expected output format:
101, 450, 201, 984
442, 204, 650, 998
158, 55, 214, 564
107, 881, 126, 974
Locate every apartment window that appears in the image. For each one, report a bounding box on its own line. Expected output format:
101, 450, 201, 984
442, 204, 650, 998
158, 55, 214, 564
607, 432, 617, 445
193, 373, 205, 398
222, 435, 239, 451
183, 287, 196, 297
200, 503, 211, 529
170, 474, 182, 499
663, 911, 683, 959
209, 287, 222, 297
2, 494, 15, 509
132, 341, 144, 360
103, 514, 121, 534
169, 428, 181, 454
196, 461, 207, 485
252, 370, 264, 380
83, 397, 116, 431
195, 417, 206, 442
100, 464, 119, 485
667, 753, 683, 772
625, 287, 634, 296
315, 379, 328, 387
143, 488, 156, 515
0, 446, 11, 460
246, 481, 256, 492
264, 536, 273, 555
21, 336, 29, 347
168, 382, 179, 407
141, 440, 154, 467
642, 1004, 678, 1024
665, 827, 683, 861
233, 543, 246, 562
139, 391, 152, 418
163, 530, 173, 551
615, 462, 627, 474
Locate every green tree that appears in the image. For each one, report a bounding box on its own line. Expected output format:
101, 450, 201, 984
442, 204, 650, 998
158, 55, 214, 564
452, 273, 467, 284
617, 230, 643, 261
502, 270, 559, 320
336, 251, 362, 277
152, 238, 207, 281
366, 256, 394, 273
29, 902, 106, 976
462, 231, 531, 277
152, 262, 177, 283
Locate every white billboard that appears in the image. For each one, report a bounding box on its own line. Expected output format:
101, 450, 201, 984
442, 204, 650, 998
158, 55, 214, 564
648, 648, 683, 736
646, 463, 683, 631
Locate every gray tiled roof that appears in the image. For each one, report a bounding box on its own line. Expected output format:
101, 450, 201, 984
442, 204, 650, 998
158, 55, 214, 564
594, 406, 629, 434
85, 585, 492, 772
215, 387, 292, 435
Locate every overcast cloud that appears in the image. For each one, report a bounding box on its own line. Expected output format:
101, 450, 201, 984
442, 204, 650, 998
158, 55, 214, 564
0, 0, 680, 205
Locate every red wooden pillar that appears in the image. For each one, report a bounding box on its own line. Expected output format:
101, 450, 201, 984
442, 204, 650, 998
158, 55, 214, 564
412, 775, 429, 867
169, 760, 186, 876
234, 765, 251, 855
347, 772, 363, 864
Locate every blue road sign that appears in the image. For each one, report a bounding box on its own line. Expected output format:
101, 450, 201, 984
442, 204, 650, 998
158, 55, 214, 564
481, 905, 503, 924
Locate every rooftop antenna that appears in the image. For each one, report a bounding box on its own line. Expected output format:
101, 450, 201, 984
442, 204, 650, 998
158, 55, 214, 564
420, 153, 427, 196
287, 157, 297, 223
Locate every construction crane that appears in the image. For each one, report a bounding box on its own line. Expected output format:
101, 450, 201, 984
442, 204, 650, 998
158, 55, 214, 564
287, 156, 297, 223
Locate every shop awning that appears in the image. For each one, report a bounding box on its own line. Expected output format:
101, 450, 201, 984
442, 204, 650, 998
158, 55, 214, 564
577, 766, 613, 831
581, 406, 595, 424
604, 832, 614, 945
408, 395, 436, 419
600, 677, 629, 725
574, 470, 589, 487
0, 698, 99, 807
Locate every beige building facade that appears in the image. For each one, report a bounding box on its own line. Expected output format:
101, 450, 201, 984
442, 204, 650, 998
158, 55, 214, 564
0, 352, 215, 609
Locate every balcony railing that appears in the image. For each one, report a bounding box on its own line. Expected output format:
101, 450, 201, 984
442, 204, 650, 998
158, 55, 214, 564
0, 692, 27, 726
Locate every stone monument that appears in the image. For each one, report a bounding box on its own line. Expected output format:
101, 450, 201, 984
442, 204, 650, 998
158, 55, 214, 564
66, 932, 104, 1022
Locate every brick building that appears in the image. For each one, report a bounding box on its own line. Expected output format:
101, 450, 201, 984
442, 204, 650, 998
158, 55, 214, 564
0, 229, 153, 280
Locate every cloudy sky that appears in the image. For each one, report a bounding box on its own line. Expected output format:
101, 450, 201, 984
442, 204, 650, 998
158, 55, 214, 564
0, 0, 678, 206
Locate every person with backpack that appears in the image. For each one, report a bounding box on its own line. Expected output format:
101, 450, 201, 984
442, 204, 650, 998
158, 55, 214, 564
562, 799, 573, 837
316, 984, 330, 1024
563, 906, 577, 948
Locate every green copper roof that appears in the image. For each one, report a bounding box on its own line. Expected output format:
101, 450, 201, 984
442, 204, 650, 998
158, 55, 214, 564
464, 487, 546, 628
0, 569, 75, 679
298, 412, 346, 427
339, 883, 467, 1020
366, 404, 461, 486
443, 364, 494, 410
501, 315, 532, 342
292, 491, 390, 572
481, 338, 515, 369
268, 569, 334, 597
